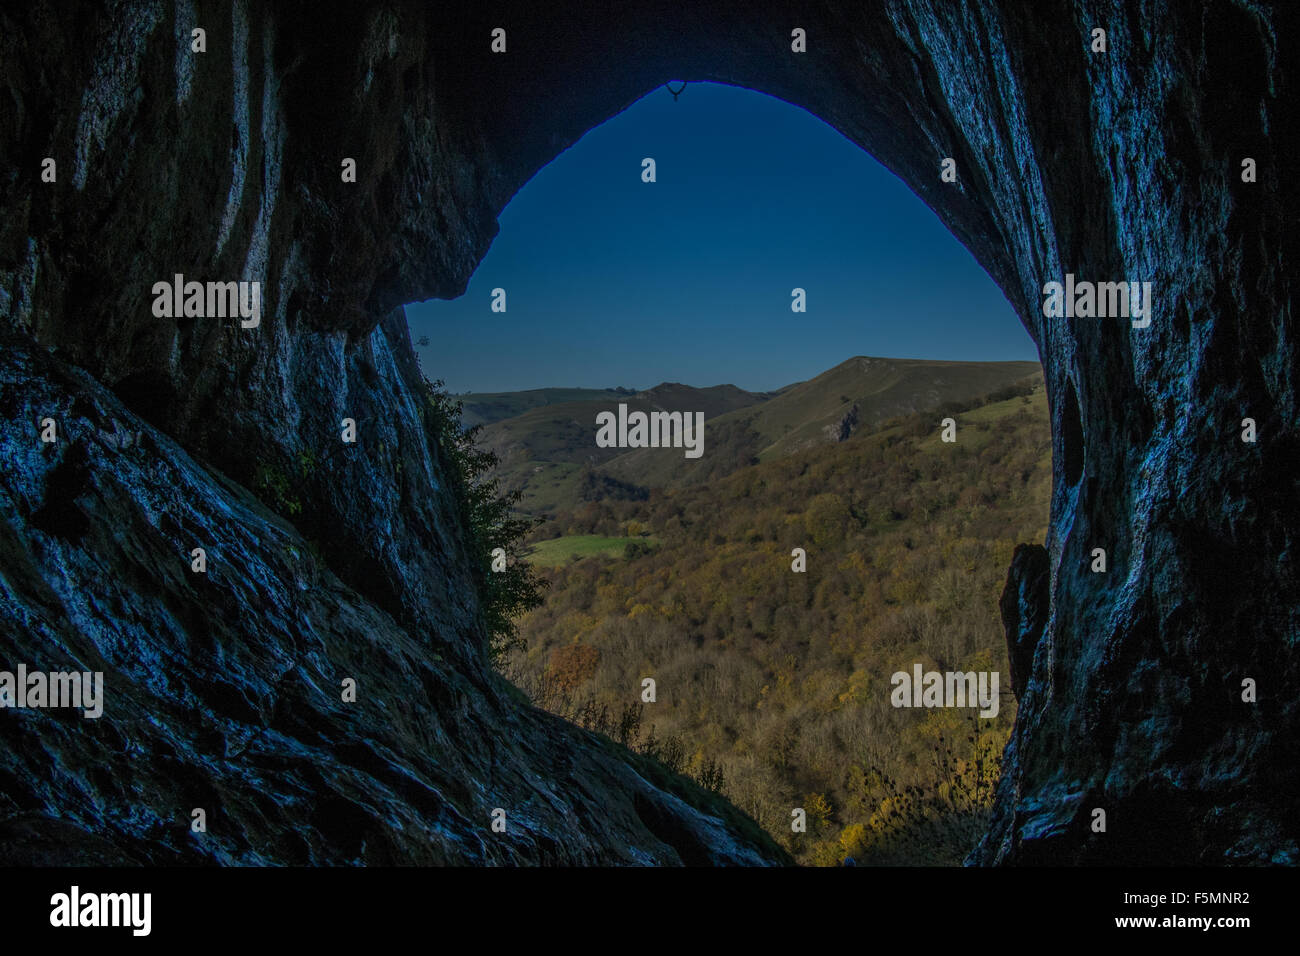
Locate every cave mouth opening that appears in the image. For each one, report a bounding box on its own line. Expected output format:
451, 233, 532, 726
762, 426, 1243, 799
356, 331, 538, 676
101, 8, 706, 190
405, 81, 1047, 866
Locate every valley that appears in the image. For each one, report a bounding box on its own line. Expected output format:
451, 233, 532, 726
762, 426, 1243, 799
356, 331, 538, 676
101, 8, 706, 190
469, 356, 1050, 864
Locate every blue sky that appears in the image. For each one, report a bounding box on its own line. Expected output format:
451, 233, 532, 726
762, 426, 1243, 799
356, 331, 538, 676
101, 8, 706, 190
404, 82, 1037, 394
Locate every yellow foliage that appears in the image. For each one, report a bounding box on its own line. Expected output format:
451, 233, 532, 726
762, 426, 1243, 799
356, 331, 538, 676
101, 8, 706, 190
809, 840, 844, 867
804, 792, 834, 831
839, 823, 870, 859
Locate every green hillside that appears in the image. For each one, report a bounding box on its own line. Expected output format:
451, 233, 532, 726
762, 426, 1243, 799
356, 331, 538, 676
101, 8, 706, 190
526, 534, 658, 566
599, 356, 1041, 490
457, 387, 636, 429
473, 358, 1041, 514
475, 382, 771, 511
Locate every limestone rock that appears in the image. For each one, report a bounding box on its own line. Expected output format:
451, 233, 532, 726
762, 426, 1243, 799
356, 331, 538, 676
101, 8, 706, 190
1, 0, 1295, 865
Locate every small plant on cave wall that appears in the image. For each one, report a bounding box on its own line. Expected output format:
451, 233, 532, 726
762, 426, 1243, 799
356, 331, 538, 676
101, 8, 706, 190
420, 377, 547, 662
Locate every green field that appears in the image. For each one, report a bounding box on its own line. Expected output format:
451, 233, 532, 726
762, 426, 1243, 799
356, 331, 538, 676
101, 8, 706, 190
916, 386, 1049, 453
525, 534, 657, 566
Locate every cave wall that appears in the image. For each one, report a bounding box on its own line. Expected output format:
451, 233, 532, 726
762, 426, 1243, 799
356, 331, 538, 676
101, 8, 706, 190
1, 0, 1296, 864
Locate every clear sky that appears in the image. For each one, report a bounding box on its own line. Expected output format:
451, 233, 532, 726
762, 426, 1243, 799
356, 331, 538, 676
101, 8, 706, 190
404, 82, 1037, 395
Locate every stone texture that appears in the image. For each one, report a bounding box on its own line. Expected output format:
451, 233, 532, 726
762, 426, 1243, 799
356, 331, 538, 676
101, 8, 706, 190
1000, 543, 1050, 702
0, 0, 1295, 864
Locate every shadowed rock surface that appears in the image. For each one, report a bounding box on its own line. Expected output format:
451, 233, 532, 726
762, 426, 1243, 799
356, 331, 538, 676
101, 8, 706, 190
1001, 543, 1050, 702
1, 0, 1296, 864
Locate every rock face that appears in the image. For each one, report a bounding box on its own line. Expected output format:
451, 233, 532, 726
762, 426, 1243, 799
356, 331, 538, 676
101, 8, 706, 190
826, 404, 860, 443
1000, 544, 1050, 702
1, 0, 1295, 864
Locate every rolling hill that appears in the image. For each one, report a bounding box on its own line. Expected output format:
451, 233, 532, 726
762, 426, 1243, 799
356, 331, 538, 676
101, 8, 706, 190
457, 387, 639, 429
600, 356, 1041, 489
475, 357, 1042, 512
473, 382, 772, 511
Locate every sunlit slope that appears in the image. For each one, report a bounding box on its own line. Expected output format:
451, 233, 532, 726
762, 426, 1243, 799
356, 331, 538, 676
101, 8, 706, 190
600, 356, 1042, 490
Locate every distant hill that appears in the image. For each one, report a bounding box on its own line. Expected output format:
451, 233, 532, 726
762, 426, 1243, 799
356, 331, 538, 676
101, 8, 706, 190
600, 356, 1041, 491
458, 387, 637, 429
474, 382, 771, 511
473, 357, 1041, 513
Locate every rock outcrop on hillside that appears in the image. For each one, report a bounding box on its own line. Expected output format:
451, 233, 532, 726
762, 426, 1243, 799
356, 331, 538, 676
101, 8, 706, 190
1, 0, 1295, 864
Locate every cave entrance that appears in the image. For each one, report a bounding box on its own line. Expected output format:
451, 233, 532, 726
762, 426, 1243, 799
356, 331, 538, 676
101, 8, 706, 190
405, 80, 1047, 865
